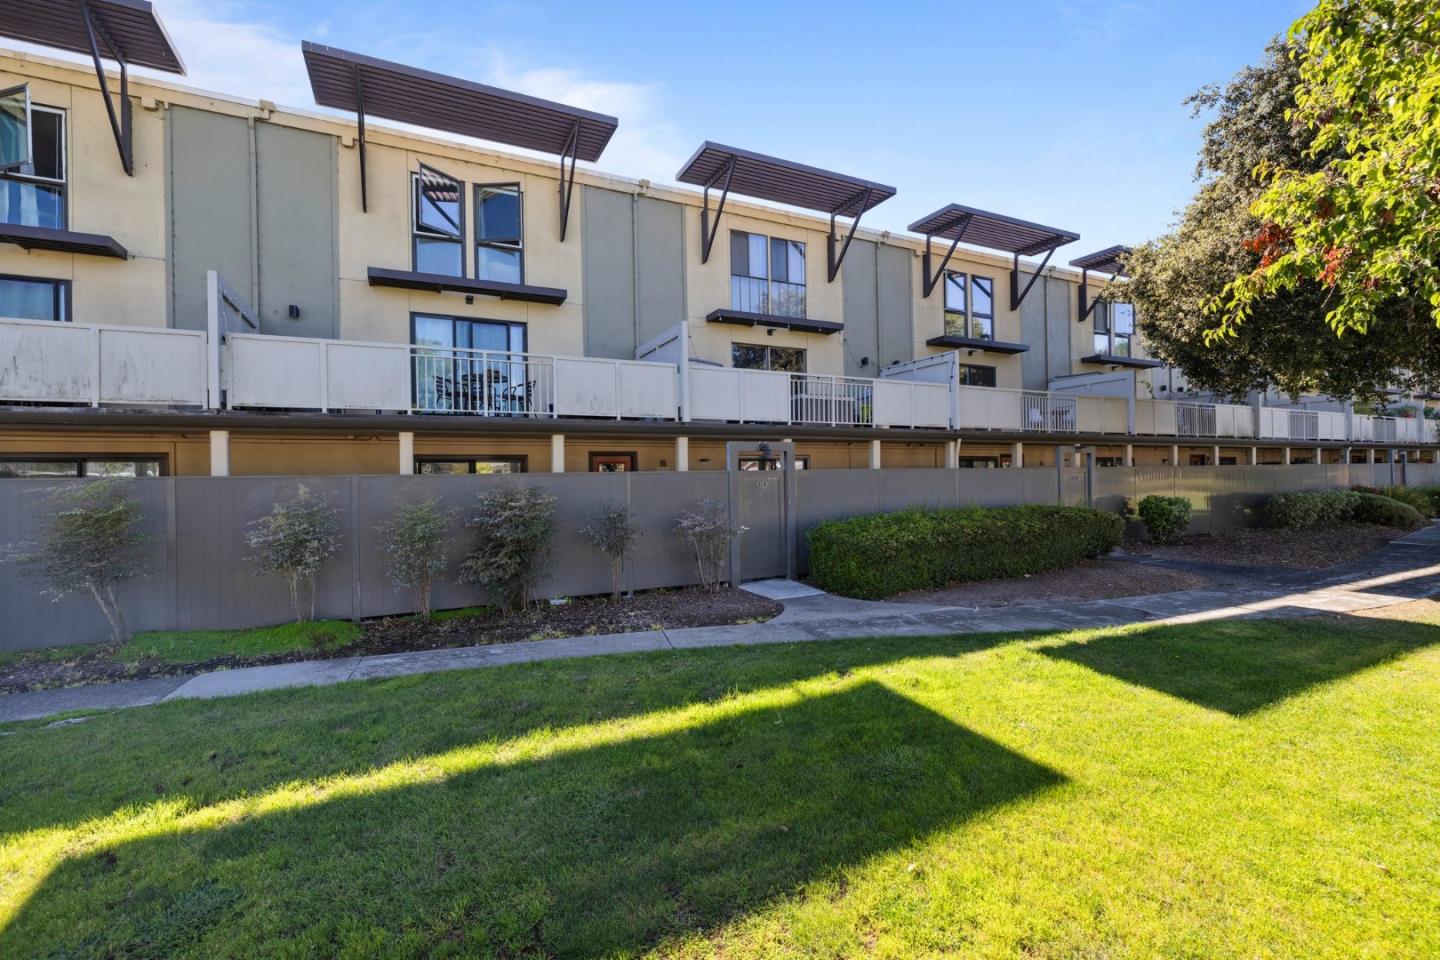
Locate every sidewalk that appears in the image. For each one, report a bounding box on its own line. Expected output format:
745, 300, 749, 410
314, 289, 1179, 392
4, 524, 1438, 725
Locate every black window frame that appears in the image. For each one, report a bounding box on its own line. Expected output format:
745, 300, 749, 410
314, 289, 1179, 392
731, 342, 807, 373
958, 363, 997, 387
411, 166, 466, 278
729, 229, 806, 318
0, 99, 66, 230
473, 182, 524, 284
739, 453, 809, 470
0, 273, 71, 322
588, 451, 638, 473
0, 454, 165, 479
942, 271, 994, 340
414, 455, 528, 474
1092, 301, 1136, 357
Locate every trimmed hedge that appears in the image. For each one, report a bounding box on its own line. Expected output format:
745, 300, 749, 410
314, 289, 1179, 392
1379, 485, 1434, 518
1137, 495, 1192, 544
807, 505, 1124, 600
1263, 489, 1423, 530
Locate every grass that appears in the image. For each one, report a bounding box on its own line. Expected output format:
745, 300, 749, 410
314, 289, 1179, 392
1, 609, 1438, 958
114, 620, 361, 664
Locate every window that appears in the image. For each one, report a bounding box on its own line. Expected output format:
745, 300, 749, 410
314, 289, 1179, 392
475, 184, 523, 283
942, 272, 993, 339
0, 457, 161, 479
1093, 301, 1135, 357
413, 166, 464, 276
411, 314, 528, 412
730, 230, 806, 318
0, 99, 64, 230
739, 454, 809, 470
957, 456, 1003, 469
589, 452, 637, 472
959, 363, 997, 387
732, 343, 805, 372
416, 456, 527, 474
0, 275, 69, 321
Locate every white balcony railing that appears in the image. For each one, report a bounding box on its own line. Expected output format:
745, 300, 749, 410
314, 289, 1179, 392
0, 316, 208, 407
687, 367, 949, 428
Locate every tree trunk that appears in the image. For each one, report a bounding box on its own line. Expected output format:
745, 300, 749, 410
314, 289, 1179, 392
89, 583, 129, 648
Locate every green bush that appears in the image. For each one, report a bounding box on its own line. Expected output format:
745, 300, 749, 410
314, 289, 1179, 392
1412, 485, 1440, 516
807, 505, 1124, 600
1379, 485, 1434, 518
1137, 495, 1192, 544
1352, 492, 1424, 529
1263, 490, 1360, 529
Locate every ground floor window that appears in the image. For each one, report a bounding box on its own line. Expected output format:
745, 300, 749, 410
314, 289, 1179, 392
957, 455, 1011, 468
1095, 457, 1123, 467
732, 343, 805, 372
0, 274, 69, 322
958, 364, 996, 387
738, 454, 809, 470
589, 452, 637, 472
1220, 457, 1238, 465
0, 456, 162, 478
415, 456, 526, 474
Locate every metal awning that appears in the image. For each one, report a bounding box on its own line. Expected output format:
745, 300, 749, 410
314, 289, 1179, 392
1070, 245, 1131, 323
1082, 353, 1163, 370
705, 308, 843, 336
302, 42, 618, 238
0, 223, 128, 258
908, 203, 1078, 310
0, 0, 185, 176
675, 142, 896, 281
924, 335, 1029, 355
368, 267, 566, 306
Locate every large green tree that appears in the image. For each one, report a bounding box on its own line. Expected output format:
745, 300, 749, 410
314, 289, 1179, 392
1125, 30, 1440, 401
1221, 0, 1440, 339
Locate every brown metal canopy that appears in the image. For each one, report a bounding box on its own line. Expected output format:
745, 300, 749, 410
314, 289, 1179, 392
1070, 245, 1131, 323
0, 0, 185, 176
675, 141, 896, 281
908, 203, 1079, 311
301, 42, 618, 237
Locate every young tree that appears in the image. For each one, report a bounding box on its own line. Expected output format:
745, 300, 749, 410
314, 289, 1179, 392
245, 485, 341, 622
0, 478, 148, 646
675, 500, 746, 592
581, 502, 640, 601
459, 485, 557, 611
377, 498, 453, 618
1219, 1, 1440, 342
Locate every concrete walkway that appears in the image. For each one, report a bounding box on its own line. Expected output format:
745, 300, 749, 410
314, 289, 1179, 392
4, 524, 1438, 725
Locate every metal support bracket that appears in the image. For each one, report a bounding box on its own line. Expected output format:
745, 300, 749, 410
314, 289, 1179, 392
1010, 243, 1058, 311
558, 119, 580, 242
699, 155, 736, 264
353, 65, 369, 212
920, 217, 968, 298
826, 188, 874, 282
78, 0, 133, 176
1076, 266, 1121, 322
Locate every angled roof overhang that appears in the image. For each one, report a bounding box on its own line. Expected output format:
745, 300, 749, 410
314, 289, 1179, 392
675, 141, 896, 282
1070, 245, 1132, 323
924, 335, 1029, 355
1082, 353, 1163, 370
0, 0, 185, 176
301, 42, 618, 238
908, 203, 1078, 310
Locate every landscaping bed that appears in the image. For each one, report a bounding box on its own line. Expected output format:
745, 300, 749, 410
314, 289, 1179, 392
0, 587, 780, 695
1125, 523, 1412, 569
895, 558, 1213, 607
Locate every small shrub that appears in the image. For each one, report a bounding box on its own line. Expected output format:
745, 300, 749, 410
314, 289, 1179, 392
460, 485, 557, 611
1411, 485, 1440, 516
1352, 492, 1424, 529
0, 478, 149, 646
582, 502, 640, 601
245, 485, 341, 622
1137, 495, 1192, 544
377, 498, 453, 618
807, 505, 1124, 600
1380, 485, 1434, 518
1263, 490, 1360, 530
676, 500, 746, 591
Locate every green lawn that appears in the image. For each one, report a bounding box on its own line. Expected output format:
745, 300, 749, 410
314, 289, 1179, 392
1, 610, 1438, 958
114, 620, 361, 664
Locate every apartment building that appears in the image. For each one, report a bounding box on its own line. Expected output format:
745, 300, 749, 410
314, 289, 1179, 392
1, 3, 1433, 479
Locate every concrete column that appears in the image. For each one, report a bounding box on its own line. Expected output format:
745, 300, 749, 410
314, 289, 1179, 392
1367, 448, 1376, 464
1011, 441, 1024, 468
208, 430, 230, 477
1343, 446, 1352, 464
1169, 443, 1180, 466
944, 439, 959, 469
1211, 444, 1221, 466
1249, 446, 1259, 466
1124, 443, 1134, 467
1054, 444, 1067, 469
550, 434, 565, 473
869, 439, 882, 470
398, 431, 415, 475
1389, 448, 1398, 464
674, 436, 689, 472
1283, 447, 1292, 466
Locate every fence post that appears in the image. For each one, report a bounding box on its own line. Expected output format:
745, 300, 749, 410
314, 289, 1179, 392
1085, 451, 1096, 507
349, 476, 362, 622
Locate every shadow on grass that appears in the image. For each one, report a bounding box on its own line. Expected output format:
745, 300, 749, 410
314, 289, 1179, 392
2, 681, 1063, 958
1042, 615, 1440, 716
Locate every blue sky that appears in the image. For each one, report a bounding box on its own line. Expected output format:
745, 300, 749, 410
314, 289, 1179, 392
22, 0, 1313, 248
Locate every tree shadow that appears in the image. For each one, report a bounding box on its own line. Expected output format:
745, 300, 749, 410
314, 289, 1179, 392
0, 631, 1020, 839
2, 681, 1063, 958
1041, 615, 1440, 716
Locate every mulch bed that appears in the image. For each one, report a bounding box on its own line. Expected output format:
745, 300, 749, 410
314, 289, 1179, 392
0, 587, 781, 696
893, 559, 1214, 608
1123, 524, 1412, 570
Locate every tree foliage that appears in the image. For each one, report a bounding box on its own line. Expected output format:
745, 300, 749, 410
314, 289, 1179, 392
1126, 35, 1440, 401
377, 498, 453, 618
245, 485, 342, 623
581, 502, 640, 601
1219, 1, 1440, 349
0, 478, 148, 646
675, 500, 745, 592
460, 485, 557, 611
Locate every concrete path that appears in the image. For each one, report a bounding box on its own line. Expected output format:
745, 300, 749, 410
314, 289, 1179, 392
4, 524, 1438, 724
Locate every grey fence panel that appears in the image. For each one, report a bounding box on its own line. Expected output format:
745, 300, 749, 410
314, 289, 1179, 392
626, 471, 726, 591
959, 468, 1031, 506
738, 472, 786, 581
793, 470, 881, 569
1021, 468, 1062, 505
877, 468, 959, 513
1059, 467, 1087, 507
1090, 468, 1134, 517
